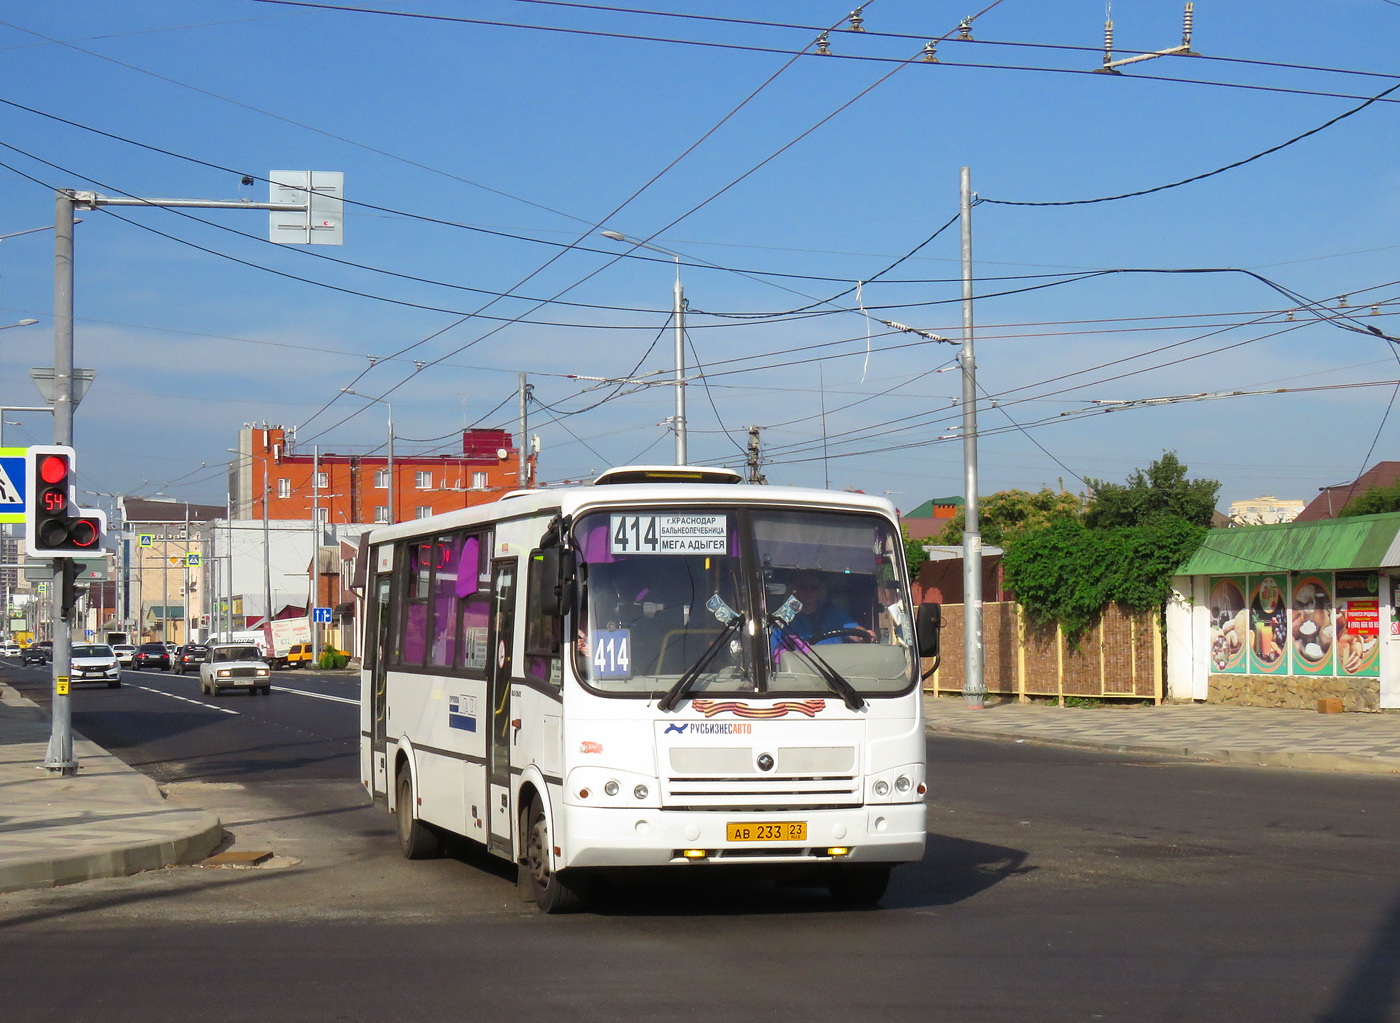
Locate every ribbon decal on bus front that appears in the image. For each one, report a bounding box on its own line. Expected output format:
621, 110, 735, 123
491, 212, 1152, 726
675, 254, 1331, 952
609, 513, 727, 555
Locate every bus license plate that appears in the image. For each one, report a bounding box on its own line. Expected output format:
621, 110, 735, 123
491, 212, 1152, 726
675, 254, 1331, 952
726, 821, 806, 842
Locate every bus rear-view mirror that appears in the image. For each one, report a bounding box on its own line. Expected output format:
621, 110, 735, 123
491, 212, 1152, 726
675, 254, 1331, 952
536, 548, 577, 618
916, 602, 942, 660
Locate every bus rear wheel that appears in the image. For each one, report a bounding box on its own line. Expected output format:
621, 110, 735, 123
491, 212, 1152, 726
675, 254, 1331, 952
521, 795, 586, 914
396, 766, 443, 860
828, 865, 891, 906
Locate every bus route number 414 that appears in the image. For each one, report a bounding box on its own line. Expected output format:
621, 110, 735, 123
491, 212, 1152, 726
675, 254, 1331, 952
593, 629, 631, 679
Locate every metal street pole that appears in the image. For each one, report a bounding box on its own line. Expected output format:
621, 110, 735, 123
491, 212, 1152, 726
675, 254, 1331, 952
311, 445, 320, 666
598, 231, 687, 464
518, 372, 528, 489
959, 167, 986, 709
45, 190, 76, 773
673, 256, 686, 465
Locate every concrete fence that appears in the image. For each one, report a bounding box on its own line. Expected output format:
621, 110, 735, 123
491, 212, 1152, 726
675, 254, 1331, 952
924, 601, 1162, 704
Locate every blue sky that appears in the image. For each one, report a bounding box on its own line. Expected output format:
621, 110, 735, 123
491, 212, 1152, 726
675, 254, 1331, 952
1, 0, 1398, 514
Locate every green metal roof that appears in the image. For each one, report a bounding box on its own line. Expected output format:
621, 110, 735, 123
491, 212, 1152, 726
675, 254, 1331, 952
904, 496, 964, 518
1177, 512, 1400, 575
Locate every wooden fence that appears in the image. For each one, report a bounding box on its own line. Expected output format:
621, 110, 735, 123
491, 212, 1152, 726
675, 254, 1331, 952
924, 601, 1162, 704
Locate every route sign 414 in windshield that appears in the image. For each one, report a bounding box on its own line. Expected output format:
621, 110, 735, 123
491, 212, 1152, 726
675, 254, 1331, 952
0, 447, 27, 523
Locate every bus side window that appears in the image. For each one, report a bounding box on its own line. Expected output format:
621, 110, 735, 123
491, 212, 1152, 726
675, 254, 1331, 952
524, 548, 563, 687
457, 533, 491, 677
395, 540, 432, 669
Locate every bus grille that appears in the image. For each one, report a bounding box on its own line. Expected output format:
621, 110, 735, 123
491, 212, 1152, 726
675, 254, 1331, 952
662, 775, 861, 811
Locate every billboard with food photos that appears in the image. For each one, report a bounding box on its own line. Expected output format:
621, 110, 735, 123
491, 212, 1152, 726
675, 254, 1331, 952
1289, 574, 1335, 676
1335, 571, 1380, 678
1207, 575, 1248, 673
1247, 574, 1290, 675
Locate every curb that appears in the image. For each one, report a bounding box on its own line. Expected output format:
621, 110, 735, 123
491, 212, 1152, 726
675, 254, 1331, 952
0, 678, 225, 894
925, 722, 1400, 776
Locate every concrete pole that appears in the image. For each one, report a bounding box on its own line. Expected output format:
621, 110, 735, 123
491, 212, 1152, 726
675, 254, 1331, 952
161, 527, 168, 644
386, 404, 394, 525
959, 167, 986, 708
518, 372, 528, 489
673, 257, 687, 465
311, 445, 320, 665
45, 190, 76, 773
263, 472, 272, 641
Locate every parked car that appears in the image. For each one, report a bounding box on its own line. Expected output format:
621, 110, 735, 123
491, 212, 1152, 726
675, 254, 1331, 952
112, 644, 136, 667
199, 644, 272, 696
21, 643, 47, 665
70, 644, 121, 688
133, 643, 172, 671
173, 644, 211, 674
286, 643, 314, 669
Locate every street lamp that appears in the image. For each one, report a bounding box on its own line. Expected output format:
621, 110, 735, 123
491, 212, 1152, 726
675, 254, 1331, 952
600, 230, 688, 465
341, 389, 394, 524
0, 319, 39, 329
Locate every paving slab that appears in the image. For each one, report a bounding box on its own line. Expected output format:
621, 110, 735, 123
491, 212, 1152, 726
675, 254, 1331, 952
924, 693, 1400, 774
0, 681, 222, 893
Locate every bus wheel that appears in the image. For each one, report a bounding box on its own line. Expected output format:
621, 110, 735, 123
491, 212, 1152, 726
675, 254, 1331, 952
396, 766, 443, 860
521, 795, 586, 914
828, 865, 891, 906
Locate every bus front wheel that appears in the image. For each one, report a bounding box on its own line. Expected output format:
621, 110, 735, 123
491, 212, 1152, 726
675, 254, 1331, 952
396, 766, 443, 860
521, 795, 586, 914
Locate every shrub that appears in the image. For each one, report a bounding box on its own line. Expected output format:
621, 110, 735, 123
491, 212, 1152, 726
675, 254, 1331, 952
318, 645, 349, 670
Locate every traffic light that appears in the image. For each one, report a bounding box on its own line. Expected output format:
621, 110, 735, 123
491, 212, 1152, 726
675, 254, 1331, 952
24, 445, 106, 557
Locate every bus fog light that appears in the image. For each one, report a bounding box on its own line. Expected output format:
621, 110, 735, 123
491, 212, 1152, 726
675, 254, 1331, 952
873, 779, 889, 796
633, 784, 649, 800
895, 775, 911, 792
826, 847, 850, 857
682, 849, 708, 860
604, 780, 619, 796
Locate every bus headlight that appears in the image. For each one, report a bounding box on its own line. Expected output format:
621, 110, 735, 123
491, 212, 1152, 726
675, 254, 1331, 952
604, 780, 619, 796
633, 784, 648, 800
895, 775, 911, 792
873, 779, 889, 797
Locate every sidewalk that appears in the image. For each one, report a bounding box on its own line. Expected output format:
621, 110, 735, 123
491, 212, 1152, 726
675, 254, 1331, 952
0, 681, 222, 893
924, 693, 1400, 775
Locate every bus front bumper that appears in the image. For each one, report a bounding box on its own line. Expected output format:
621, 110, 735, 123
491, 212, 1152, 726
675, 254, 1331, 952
560, 803, 926, 869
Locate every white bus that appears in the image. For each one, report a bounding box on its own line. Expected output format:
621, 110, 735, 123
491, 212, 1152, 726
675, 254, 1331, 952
359, 466, 933, 912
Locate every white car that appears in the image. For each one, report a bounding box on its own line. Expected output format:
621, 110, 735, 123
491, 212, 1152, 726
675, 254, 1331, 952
0, 641, 20, 658
113, 644, 136, 667
70, 644, 122, 688
200, 644, 272, 696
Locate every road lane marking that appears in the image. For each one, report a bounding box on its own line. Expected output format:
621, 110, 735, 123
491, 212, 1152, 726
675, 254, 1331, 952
130, 684, 240, 715
270, 685, 357, 706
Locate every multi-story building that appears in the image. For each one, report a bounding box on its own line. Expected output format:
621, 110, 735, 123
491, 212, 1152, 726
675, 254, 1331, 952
1228, 495, 1305, 526
229, 424, 530, 526
120, 497, 224, 643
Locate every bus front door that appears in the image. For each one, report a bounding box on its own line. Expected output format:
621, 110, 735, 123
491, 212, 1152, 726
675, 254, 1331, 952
487, 559, 517, 858
370, 574, 392, 803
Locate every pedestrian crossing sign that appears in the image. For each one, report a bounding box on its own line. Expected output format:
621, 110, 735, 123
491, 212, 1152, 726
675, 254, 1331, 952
138, 534, 153, 547
186, 552, 201, 567
0, 447, 27, 523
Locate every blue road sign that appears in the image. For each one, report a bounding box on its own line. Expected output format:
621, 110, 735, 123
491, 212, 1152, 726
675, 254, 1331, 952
186, 552, 201, 567
313, 606, 333, 624
0, 447, 28, 524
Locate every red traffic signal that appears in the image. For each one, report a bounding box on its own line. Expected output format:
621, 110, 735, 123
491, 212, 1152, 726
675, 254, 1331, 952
24, 445, 107, 557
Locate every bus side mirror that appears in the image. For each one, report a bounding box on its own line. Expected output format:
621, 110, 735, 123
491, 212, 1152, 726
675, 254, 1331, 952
536, 548, 577, 617
916, 602, 942, 659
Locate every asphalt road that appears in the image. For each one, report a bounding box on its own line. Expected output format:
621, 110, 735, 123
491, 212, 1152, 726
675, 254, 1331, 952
1, 660, 1398, 1023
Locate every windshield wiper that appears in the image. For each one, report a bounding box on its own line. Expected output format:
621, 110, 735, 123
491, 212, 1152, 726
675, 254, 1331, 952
658, 613, 745, 712
769, 620, 866, 711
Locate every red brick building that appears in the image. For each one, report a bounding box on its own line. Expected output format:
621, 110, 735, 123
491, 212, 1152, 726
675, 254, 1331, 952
230, 424, 531, 524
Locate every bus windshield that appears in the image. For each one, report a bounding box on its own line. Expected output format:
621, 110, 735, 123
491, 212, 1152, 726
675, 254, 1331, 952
572, 507, 915, 698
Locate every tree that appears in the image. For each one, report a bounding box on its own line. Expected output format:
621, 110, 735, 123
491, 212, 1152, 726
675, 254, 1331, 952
1083, 452, 1219, 529
901, 524, 929, 578
934, 487, 1084, 546
1339, 479, 1400, 517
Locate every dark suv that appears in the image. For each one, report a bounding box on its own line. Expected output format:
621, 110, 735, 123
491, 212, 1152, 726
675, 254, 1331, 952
172, 644, 210, 674
21, 642, 50, 665
133, 643, 172, 671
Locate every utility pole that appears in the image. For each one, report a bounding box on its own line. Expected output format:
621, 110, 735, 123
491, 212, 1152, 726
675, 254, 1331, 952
674, 263, 687, 465
746, 426, 767, 484
517, 372, 530, 489
44, 190, 76, 773
311, 445, 320, 666
263, 472, 272, 639
959, 166, 986, 709
160, 522, 169, 645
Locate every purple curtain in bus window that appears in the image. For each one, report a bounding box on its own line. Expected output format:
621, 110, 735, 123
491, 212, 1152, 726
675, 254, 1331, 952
457, 537, 479, 598
402, 545, 429, 665
579, 523, 614, 564
432, 536, 463, 666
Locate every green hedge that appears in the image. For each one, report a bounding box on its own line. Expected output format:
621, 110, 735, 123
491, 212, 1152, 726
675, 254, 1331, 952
317, 646, 350, 670
1002, 517, 1205, 644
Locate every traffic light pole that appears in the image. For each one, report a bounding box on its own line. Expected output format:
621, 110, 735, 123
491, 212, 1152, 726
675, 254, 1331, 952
46, 191, 76, 773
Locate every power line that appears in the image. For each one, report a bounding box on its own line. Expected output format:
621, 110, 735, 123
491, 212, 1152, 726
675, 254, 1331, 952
980, 80, 1400, 207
